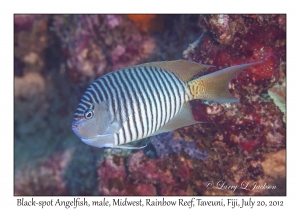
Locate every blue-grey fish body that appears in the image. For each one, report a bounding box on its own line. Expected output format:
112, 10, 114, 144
72, 59, 264, 149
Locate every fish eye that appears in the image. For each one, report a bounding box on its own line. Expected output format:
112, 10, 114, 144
84, 109, 94, 120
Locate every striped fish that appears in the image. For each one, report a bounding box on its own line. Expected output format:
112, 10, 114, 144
72, 59, 265, 149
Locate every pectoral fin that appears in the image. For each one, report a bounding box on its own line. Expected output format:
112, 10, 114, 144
103, 102, 132, 136
103, 120, 122, 135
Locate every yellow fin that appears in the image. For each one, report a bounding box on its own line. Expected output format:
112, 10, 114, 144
151, 102, 199, 136
188, 60, 264, 104
137, 60, 214, 82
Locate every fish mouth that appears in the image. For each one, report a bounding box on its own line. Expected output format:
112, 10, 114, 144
71, 123, 81, 139
71, 121, 80, 134
72, 121, 79, 128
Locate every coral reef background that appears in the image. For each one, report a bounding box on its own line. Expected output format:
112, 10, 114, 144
14, 14, 286, 195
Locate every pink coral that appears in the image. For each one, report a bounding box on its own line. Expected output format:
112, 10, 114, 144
106, 15, 123, 28
97, 154, 159, 195
14, 14, 44, 32
202, 14, 233, 44
135, 183, 157, 195
97, 155, 127, 195
111, 45, 126, 62
53, 15, 156, 85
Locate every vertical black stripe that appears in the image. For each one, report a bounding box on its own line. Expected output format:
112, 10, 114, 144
80, 100, 91, 108
147, 66, 162, 132
80, 99, 90, 105
171, 74, 185, 107
77, 104, 87, 110
152, 67, 168, 128
181, 80, 188, 102
162, 72, 178, 119
82, 94, 91, 102
110, 72, 132, 143
159, 70, 173, 124
120, 69, 140, 138
116, 71, 137, 143
102, 77, 116, 115
89, 83, 101, 103
140, 67, 157, 134
95, 80, 108, 101
168, 73, 181, 115
130, 67, 147, 138
99, 77, 115, 117
106, 75, 122, 123
135, 67, 153, 136
92, 81, 104, 102
86, 91, 97, 103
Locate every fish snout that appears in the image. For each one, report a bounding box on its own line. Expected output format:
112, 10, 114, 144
71, 121, 82, 138
72, 121, 79, 129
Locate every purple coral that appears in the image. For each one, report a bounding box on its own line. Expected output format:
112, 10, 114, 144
184, 141, 208, 160
53, 15, 156, 85
150, 132, 208, 160
14, 14, 44, 32
106, 15, 123, 28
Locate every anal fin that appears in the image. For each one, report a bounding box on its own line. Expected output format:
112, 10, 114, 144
152, 102, 200, 136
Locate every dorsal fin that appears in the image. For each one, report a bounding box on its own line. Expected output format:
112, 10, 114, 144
137, 60, 214, 82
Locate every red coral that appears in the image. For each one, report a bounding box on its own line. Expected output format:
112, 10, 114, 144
128, 151, 174, 185
190, 101, 209, 122
97, 153, 160, 195
97, 156, 128, 195
97, 150, 199, 195
135, 183, 157, 195
188, 15, 285, 94
239, 141, 258, 153
176, 160, 191, 179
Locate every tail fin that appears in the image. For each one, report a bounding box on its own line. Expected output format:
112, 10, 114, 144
188, 59, 265, 104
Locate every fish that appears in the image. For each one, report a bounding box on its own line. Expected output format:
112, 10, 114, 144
72, 59, 265, 149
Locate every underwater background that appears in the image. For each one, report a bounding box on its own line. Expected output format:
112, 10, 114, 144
14, 14, 286, 195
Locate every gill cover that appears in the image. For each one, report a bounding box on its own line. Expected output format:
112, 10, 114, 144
72, 101, 112, 140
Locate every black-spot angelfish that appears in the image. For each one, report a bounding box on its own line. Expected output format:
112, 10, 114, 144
72, 59, 265, 149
